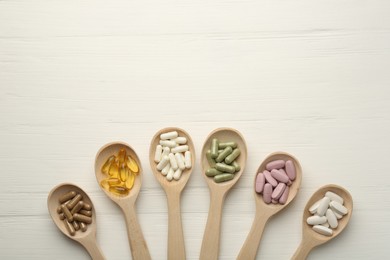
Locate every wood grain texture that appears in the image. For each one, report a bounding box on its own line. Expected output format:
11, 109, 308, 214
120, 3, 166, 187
1, 0, 390, 259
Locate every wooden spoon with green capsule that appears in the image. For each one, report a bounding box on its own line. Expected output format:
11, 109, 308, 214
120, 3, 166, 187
95, 142, 151, 260
199, 128, 247, 260
237, 152, 302, 260
47, 183, 105, 260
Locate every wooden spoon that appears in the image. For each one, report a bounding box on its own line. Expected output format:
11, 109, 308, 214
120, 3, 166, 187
291, 184, 353, 259
199, 127, 247, 260
94, 142, 151, 260
47, 183, 105, 260
237, 152, 302, 260
149, 127, 196, 260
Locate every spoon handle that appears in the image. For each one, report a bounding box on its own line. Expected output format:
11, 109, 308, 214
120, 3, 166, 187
121, 203, 152, 260
79, 237, 106, 260
291, 240, 313, 260
199, 190, 225, 260
166, 191, 186, 260
236, 210, 271, 260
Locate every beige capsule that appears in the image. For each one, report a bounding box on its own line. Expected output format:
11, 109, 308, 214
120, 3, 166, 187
80, 222, 88, 232
64, 219, 75, 236
59, 191, 76, 204
83, 202, 92, 211
72, 221, 80, 231
71, 201, 84, 215
67, 194, 82, 210
61, 204, 73, 222
59, 213, 65, 220
79, 210, 92, 217
73, 213, 92, 224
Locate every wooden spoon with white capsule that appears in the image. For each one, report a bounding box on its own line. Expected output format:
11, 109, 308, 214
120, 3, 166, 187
199, 128, 247, 260
95, 142, 151, 260
149, 127, 196, 260
237, 152, 302, 260
47, 183, 105, 260
291, 184, 353, 259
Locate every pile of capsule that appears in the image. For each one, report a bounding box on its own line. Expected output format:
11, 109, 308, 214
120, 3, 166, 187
57, 191, 93, 236
100, 148, 139, 196
255, 160, 296, 204
154, 131, 192, 181
205, 138, 241, 183
307, 191, 348, 236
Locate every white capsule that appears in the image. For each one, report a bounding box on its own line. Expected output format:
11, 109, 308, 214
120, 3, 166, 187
175, 153, 185, 170
160, 131, 178, 140
321, 222, 330, 228
166, 167, 174, 181
316, 197, 331, 216
333, 210, 343, 219
171, 145, 188, 153
156, 155, 169, 171
173, 137, 187, 144
160, 140, 177, 148
307, 216, 327, 225
173, 168, 183, 180
313, 225, 333, 236
325, 191, 344, 204
168, 153, 178, 170
154, 145, 163, 163
161, 163, 170, 176
309, 199, 322, 214
162, 147, 170, 158
330, 201, 348, 215
326, 209, 338, 228
184, 151, 192, 169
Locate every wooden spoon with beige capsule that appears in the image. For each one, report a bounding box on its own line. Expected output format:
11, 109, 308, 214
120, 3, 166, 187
237, 152, 302, 260
47, 183, 105, 260
199, 128, 247, 260
149, 127, 196, 260
94, 142, 151, 260
291, 184, 353, 259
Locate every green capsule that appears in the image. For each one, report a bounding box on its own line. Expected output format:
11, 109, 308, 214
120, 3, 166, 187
218, 142, 237, 149
206, 168, 223, 177
214, 173, 234, 183
206, 150, 216, 167
215, 163, 236, 174
211, 138, 219, 158
215, 146, 233, 163
232, 161, 241, 172
225, 148, 241, 164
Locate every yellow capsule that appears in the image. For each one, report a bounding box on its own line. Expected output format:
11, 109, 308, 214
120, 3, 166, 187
101, 155, 115, 174
126, 156, 139, 174
117, 148, 126, 164
108, 161, 119, 178
125, 172, 135, 190
107, 178, 121, 186
100, 179, 110, 190
119, 163, 129, 182
109, 186, 129, 196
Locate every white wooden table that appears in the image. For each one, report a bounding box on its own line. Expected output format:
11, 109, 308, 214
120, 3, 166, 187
1, 0, 389, 259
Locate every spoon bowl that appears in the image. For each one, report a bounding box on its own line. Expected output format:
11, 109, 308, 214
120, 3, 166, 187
292, 184, 353, 259
237, 152, 302, 260
199, 127, 247, 260
95, 142, 151, 260
149, 127, 196, 260
47, 183, 105, 259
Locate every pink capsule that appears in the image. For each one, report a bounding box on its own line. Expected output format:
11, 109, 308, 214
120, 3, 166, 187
285, 160, 296, 181
279, 186, 290, 204
255, 173, 265, 193
266, 160, 285, 171
271, 199, 278, 204
272, 183, 286, 200
263, 170, 278, 187
263, 183, 273, 204
271, 169, 289, 183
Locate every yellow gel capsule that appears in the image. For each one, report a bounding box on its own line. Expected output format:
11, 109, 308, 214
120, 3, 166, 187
108, 162, 119, 178
126, 156, 139, 173
125, 172, 135, 190
107, 178, 121, 186
109, 186, 129, 196
101, 155, 115, 174
100, 179, 110, 190
117, 148, 126, 164
119, 163, 129, 182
